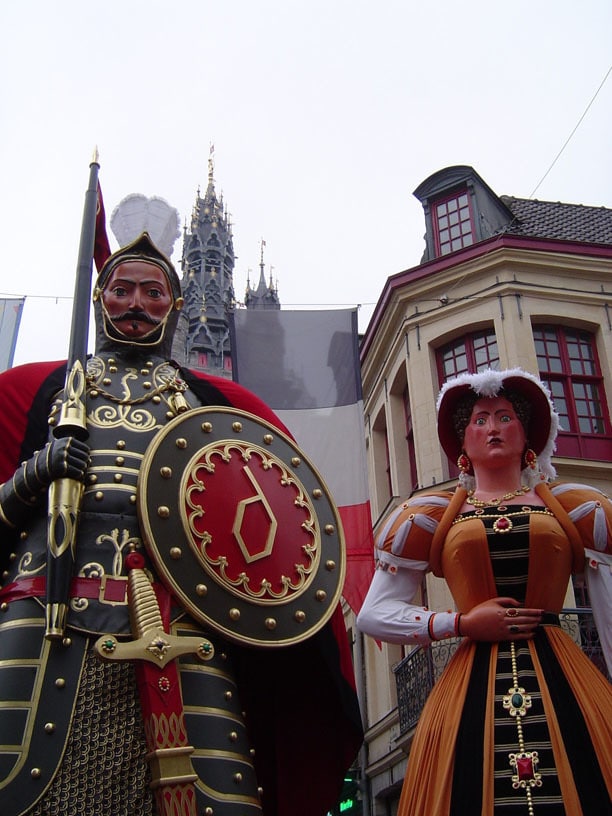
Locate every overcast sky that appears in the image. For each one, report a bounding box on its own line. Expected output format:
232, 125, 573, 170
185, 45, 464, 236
1, 0, 611, 366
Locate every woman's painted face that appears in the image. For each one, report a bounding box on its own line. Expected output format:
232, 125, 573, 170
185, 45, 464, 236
462, 396, 527, 471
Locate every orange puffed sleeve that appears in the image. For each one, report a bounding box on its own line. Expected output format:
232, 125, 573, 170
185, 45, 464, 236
375, 492, 454, 566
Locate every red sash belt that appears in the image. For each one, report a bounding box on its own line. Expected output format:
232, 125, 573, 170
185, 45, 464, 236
0, 575, 168, 613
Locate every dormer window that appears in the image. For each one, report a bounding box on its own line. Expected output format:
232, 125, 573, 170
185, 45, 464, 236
434, 191, 475, 255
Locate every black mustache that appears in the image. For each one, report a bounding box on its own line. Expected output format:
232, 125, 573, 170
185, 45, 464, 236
110, 310, 161, 326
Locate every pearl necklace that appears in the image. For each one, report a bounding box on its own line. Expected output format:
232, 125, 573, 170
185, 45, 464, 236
466, 485, 530, 508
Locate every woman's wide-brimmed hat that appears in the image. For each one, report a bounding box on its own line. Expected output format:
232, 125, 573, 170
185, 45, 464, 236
436, 367, 559, 484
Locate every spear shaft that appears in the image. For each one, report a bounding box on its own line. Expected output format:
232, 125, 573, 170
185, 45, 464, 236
45, 151, 100, 639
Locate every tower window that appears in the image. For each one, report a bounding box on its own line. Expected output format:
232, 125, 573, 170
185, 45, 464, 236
434, 192, 475, 256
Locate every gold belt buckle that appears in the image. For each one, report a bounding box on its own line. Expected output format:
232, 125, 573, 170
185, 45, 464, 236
98, 575, 129, 605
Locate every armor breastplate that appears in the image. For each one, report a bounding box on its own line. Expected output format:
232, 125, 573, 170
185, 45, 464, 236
5, 354, 198, 636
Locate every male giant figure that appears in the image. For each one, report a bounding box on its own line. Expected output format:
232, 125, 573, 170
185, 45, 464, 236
0, 234, 362, 816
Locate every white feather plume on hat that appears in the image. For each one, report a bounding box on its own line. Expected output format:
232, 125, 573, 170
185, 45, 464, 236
436, 367, 559, 490
110, 193, 181, 259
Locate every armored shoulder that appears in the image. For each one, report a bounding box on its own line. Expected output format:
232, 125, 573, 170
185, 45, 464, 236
375, 491, 454, 566
549, 481, 612, 554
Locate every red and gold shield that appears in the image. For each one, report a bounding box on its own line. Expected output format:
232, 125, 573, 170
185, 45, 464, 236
137, 407, 345, 646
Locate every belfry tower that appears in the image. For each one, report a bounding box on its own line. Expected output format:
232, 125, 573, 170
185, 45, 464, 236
172, 150, 236, 376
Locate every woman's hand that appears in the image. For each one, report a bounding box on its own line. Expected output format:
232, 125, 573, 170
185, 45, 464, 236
460, 597, 544, 642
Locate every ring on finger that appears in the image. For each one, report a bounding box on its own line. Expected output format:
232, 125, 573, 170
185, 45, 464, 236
509, 625, 520, 633
506, 608, 519, 617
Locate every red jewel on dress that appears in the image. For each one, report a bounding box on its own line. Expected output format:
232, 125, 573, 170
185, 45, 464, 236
516, 755, 535, 781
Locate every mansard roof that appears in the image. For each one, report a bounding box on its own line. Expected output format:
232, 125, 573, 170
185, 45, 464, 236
501, 196, 612, 244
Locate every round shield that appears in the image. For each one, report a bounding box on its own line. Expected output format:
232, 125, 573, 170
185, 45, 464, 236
137, 406, 345, 647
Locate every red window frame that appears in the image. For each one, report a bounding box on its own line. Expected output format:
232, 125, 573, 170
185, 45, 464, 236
436, 329, 499, 384
433, 190, 475, 256
534, 325, 612, 461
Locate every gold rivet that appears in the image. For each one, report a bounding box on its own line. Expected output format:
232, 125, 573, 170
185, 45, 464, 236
115, 456, 125, 466
324, 524, 335, 535
114, 473, 123, 483
263, 433, 273, 444
55, 678, 66, 688
264, 617, 277, 630
20, 531, 28, 540
175, 438, 187, 449
325, 560, 336, 571
201, 422, 213, 433
196, 584, 207, 596
109, 365, 118, 373
2, 570, 8, 580
170, 547, 182, 559
0, 602, 7, 612
117, 440, 126, 449
62, 637, 72, 647
291, 456, 301, 466
228, 731, 238, 742
95, 491, 104, 501
89, 389, 99, 398
250, 748, 256, 757
257, 786, 264, 795
152, 395, 161, 404
204, 809, 213, 816
166, 411, 174, 420
232, 422, 243, 432
88, 474, 98, 484
294, 610, 306, 623
143, 381, 151, 390
129, 495, 136, 504
9, 551, 16, 561
229, 608, 240, 621
233, 772, 243, 784
315, 590, 327, 602
313, 488, 323, 499
141, 369, 149, 376
30, 767, 42, 779
224, 690, 233, 701
102, 377, 111, 385
160, 466, 172, 479
48, 417, 56, 426
158, 506, 170, 518
44, 722, 56, 734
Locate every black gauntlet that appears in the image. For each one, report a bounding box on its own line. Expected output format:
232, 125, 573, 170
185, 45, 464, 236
0, 438, 89, 527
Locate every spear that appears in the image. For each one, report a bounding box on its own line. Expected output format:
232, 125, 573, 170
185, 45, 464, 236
45, 149, 100, 639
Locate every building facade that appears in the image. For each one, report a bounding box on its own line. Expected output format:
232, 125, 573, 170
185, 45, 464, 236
354, 166, 612, 814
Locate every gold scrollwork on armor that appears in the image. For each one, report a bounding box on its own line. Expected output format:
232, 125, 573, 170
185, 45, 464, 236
88, 402, 160, 432
15, 551, 45, 579
95, 528, 142, 577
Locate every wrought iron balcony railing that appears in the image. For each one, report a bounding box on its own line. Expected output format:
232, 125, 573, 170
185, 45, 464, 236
392, 608, 609, 736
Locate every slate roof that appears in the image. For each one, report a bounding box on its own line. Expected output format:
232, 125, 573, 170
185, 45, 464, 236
500, 196, 612, 245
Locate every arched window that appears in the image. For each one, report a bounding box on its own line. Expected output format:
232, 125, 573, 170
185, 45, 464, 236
437, 329, 499, 382
534, 325, 612, 461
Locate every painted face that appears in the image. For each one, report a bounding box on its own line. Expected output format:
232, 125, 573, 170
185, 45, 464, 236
101, 260, 173, 339
462, 396, 527, 471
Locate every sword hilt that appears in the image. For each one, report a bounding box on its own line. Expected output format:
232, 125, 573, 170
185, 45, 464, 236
94, 551, 214, 667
